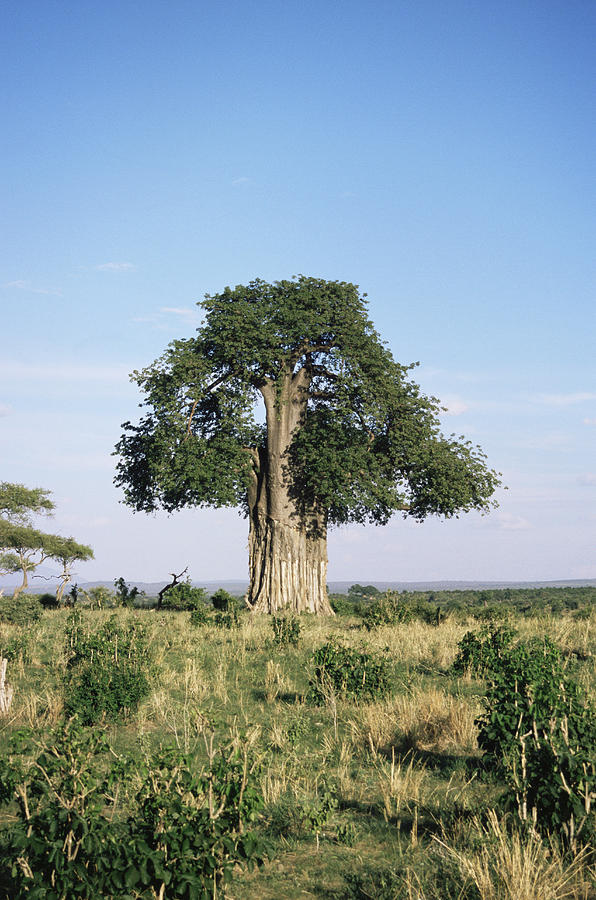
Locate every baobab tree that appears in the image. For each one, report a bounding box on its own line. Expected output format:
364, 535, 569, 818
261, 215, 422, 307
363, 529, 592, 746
115, 277, 500, 614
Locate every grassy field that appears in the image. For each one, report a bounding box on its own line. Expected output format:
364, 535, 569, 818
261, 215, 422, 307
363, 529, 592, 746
0, 590, 594, 899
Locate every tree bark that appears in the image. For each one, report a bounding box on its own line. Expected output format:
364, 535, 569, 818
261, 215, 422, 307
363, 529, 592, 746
246, 369, 334, 615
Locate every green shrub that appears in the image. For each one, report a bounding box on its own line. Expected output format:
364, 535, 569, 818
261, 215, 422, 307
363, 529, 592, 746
63, 611, 154, 724
451, 624, 516, 676
0, 630, 32, 664
329, 594, 357, 616
0, 720, 267, 899
0, 593, 43, 626
210, 588, 236, 611
129, 742, 267, 896
308, 640, 391, 704
0, 721, 122, 899
213, 608, 240, 629
189, 604, 211, 626
360, 593, 414, 630
162, 581, 208, 611
271, 614, 300, 647
477, 636, 596, 849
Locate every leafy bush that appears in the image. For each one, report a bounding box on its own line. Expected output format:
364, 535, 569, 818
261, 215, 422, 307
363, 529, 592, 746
213, 607, 240, 629
189, 604, 211, 626
329, 594, 357, 616
360, 593, 414, 630
63, 611, 154, 724
38, 591, 59, 609
162, 581, 208, 611
308, 640, 391, 704
211, 588, 236, 611
451, 624, 516, 676
476, 636, 596, 849
271, 614, 300, 647
0, 593, 43, 626
0, 721, 121, 899
129, 741, 267, 896
0, 630, 32, 664
0, 720, 267, 899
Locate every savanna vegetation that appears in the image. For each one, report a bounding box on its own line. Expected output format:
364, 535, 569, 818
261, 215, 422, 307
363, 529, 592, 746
0, 585, 594, 899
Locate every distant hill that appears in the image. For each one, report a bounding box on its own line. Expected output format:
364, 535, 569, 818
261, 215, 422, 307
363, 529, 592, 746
2, 577, 596, 596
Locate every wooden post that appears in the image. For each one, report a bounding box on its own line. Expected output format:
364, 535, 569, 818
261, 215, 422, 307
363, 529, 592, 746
0, 658, 13, 715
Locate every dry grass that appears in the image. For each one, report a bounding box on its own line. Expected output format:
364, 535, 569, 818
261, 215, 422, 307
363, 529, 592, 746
435, 810, 596, 900
349, 687, 479, 755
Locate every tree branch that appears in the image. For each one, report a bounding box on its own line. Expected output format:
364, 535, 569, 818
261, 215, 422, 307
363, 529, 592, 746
157, 566, 188, 609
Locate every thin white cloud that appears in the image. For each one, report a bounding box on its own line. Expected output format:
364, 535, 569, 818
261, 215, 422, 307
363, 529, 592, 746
95, 262, 136, 272
583, 418, 596, 426
231, 176, 251, 186
535, 392, 596, 407
441, 395, 469, 416
3, 279, 62, 296
0, 404, 12, 417
496, 512, 531, 531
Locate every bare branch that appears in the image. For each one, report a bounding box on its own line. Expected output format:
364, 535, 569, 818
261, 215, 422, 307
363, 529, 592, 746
156, 566, 189, 609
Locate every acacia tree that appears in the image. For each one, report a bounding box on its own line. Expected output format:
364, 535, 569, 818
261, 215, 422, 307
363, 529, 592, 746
0, 483, 93, 601
115, 277, 500, 615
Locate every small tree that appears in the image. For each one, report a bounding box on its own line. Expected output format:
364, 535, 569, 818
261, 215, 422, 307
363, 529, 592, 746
0, 483, 93, 601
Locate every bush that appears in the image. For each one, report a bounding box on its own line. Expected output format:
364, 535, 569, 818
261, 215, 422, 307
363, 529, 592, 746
308, 640, 391, 704
360, 592, 414, 630
63, 611, 154, 724
476, 636, 596, 849
0, 630, 32, 664
213, 608, 240, 629
271, 615, 300, 647
0, 593, 43, 626
161, 581, 208, 611
451, 624, 516, 676
211, 588, 236, 611
189, 605, 211, 626
38, 591, 59, 609
329, 594, 357, 616
0, 720, 267, 899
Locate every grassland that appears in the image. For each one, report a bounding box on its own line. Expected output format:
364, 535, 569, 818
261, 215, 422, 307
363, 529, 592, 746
0, 589, 594, 899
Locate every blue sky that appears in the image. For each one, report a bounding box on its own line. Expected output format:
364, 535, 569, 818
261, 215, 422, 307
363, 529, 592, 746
1, 0, 595, 585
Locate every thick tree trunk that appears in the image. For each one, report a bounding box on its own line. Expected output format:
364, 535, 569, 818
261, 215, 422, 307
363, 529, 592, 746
246, 370, 334, 615
247, 511, 331, 614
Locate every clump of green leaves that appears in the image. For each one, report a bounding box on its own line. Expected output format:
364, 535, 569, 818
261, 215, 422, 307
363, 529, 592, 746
271, 614, 300, 647
189, 604, 211, 626
0, 629, 33, 664
360, 592, 414, 630
476, 636, 596, 849
0, 593, 43, 626
63, 611, 154, 724
211, 588, 236, 611
308, 639, 391, 703
451, 624, 516, 676
213, 607, 240, 629
0, 720, 267, 899
161, 581, 208, 611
